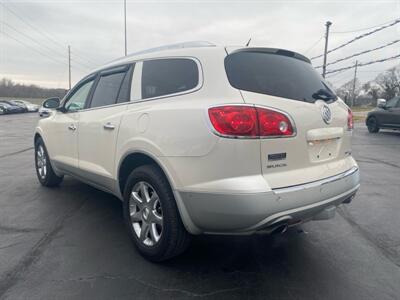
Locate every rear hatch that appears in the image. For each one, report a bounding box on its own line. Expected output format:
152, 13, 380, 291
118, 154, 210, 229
225, 47, 354, 189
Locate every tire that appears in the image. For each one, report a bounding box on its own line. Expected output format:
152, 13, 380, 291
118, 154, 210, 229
367, 117, 380, 133
123, 165, 190, 262
35, 138, 64, 187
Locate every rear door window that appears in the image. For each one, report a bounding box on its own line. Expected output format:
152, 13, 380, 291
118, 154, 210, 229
225, 50, 337, 103
141, 58, 199, 99
89, 65, 134, 108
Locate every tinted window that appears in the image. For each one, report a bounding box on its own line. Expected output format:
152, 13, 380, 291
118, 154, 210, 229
225, 51, 337, 103
386, 97, 399, 108
117, 65, 134, 103
90, 72, 126, 108
141, 58, 198, 99
65, 79, 94, 112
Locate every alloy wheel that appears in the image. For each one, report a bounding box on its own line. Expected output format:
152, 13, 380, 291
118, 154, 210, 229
36, 145, 47, 179
129, 181, 163, 247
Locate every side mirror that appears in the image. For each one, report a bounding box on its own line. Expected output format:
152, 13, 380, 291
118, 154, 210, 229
377, 98, 386, 108
42, 97, 60, 109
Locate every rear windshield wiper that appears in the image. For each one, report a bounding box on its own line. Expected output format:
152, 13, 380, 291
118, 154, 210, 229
312, 89, 337, 102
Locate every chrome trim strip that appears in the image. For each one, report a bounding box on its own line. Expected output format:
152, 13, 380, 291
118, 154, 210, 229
272, 166, 359, 194
60, 57, 203, 113
130, 56, 204, 104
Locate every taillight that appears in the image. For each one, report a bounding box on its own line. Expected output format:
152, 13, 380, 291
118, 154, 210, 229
208, 105, 294, 138
347, 108, 353, 130
208, 106, 258, 137
257, 107, 294, 136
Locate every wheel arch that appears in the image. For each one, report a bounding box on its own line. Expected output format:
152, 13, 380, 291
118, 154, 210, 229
117, 151, 174, 197
34, 132, 42, 145
366, 114, 379, 124
117, 151, 200, 234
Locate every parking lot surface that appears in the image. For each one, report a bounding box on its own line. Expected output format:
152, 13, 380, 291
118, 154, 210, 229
0, 113, 399, 300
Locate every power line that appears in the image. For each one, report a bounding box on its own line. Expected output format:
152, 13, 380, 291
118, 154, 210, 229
315, 39, 400, 69
328, 75, 355, 86
304, 35, 323, 54
2, 21, 67, 59
358, 70, 387, 73
0, 3, 66, 49
3, 31, 90, 74
325, 54, 400, 75
0, 2, 99, 67
325, 67, 352, 79
331, 18, 400, 34
2, 31, 67, 66
1, 21, 92, 71
310, 19, 400, 60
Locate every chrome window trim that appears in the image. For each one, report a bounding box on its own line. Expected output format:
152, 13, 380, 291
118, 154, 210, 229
59, 57, 203, 114
130, 56, 204, 104
61, 63, 134, 114
272, 166, 359, 194
68, 101, 130, 113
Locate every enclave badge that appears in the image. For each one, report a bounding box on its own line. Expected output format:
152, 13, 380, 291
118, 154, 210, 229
321, 104, 332, 124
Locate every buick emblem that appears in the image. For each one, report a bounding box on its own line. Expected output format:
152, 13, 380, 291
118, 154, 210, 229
321, 105, 332, 124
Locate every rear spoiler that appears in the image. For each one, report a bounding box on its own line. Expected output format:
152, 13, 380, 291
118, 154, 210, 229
225, 47, 311, 64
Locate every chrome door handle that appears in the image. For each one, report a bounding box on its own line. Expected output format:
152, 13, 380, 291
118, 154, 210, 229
103, 122, 115, 130
68, 124, 77, 131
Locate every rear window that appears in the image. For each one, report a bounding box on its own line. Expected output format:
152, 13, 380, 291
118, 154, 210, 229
225, 50, 337, 103
141, 58, 199, 99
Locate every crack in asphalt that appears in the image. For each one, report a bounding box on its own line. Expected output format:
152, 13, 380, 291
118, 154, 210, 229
338, 206, 400, 268
357, 157, 400, 168
0, 197, 88, 298
0, 242, 23, 251
0, 225, 38, 234
48, 274, 246, 297
356, 156, 400, 169
0, 147, 33, 159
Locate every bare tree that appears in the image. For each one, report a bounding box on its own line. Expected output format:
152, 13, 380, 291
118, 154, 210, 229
336, 78, 361, 105
362, 82, 381, 106
375, 67, 400, 100
0, 78, 67, 99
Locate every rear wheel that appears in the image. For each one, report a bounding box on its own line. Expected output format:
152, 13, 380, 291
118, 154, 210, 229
123, 165, 190, 262
367, 117, 380, 133
35, 138, 63, 187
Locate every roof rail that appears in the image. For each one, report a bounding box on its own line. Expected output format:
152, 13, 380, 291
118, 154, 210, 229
126, 41, 215, 57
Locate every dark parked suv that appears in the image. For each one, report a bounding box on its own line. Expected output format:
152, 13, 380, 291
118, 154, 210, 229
366, 97, 400, 133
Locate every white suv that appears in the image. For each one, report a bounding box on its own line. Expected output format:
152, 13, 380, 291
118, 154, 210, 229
34, 42, 360, 261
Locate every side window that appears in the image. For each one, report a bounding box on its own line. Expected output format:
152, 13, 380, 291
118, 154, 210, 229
386, 97, 399, 108
141, 58, 199, 99
65, 79, 95, 112
117, 65, 134, 103
90, 72, 126, 108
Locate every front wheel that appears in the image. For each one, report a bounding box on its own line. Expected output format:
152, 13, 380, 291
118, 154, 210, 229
35, 138, 64, 187
367, 117, 380, 133
123, 165, 190, 262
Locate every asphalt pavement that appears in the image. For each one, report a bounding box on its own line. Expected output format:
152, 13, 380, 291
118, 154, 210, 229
0, 113, 399, 300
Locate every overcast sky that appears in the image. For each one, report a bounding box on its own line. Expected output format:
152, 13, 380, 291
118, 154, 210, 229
1, 0, 399, 89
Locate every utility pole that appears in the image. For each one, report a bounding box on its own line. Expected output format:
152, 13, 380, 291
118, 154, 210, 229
124, 0, 127, 56
68, 45, 71, 90
322, 21, 332, 78
351, 60, 358, 107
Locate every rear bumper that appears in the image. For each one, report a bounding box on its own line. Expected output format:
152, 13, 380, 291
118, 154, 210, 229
176, 167, 360, 234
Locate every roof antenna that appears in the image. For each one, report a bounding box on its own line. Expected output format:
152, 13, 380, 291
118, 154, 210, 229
246, 38, 251, 47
